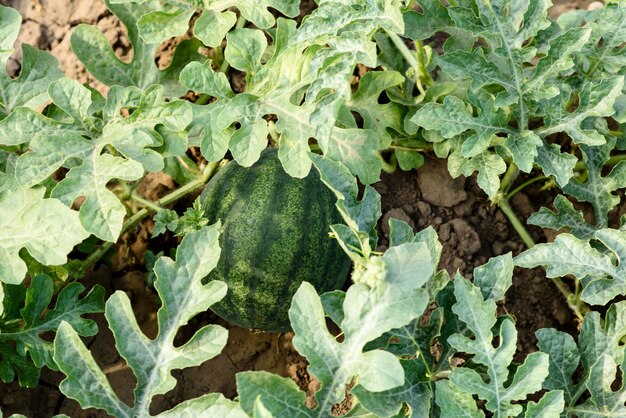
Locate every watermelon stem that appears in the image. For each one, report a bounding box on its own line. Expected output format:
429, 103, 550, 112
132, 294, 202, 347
80, 161, 221, 273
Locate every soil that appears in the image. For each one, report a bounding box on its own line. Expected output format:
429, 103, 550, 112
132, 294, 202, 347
0, 0, 603, 416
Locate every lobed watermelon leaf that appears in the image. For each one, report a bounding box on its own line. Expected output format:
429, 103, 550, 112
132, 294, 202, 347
181, 0, 406, 183
515, 229, 626, 306
0, 275, 104, 387
0, 187, 89, 285
537, 301, 626, 416
71, 0, 203, 96
0, 78, 192, 241
53, 224, 245, 417
0, 5, 63, 120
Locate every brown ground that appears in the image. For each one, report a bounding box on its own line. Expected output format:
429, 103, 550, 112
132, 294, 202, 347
0, 0, 601, 416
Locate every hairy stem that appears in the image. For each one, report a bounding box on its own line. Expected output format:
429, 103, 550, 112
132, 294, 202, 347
505, 175, 549, 200
498, 163, 520, 195
131, 194, 164, 212
386, 30, 426, 95
81, 162, 220, 271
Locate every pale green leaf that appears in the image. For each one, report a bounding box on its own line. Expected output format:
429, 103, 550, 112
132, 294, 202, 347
460, 151, 506, 198
562, 139, 626, 229
537, 302, 626, 415
0, 187, 88, 285
535, 143, 577, 187
525, 391, 565, 418
576, 4, 626, 77
54, 322, 132, 417
157, 393, 247, 418
528, 195, 597, 240
504, 131, 542, 173
0, 5, 63, 119
539, 77, 624, 145
435, 380, 484, 418
2, 80, 191, 241
71, 0, 202, 96
448, 276, 550, 416
54, 225, 230, 416
270, 221, 436, 414
225, 29, 268, 74
473, 253, 513, 302
411, 95, 511, 157
237, 371, 310, 418
515, 229, 626, 305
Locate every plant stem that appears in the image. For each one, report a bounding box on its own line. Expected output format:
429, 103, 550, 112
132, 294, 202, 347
574, 153, 626, 170
498, 198, 535, 248
132, 194, 164, 212
499, 163, 520, 195
386, 30, 426, 95
389, 144, 430, 152
506, 175, 548, 200
195, 94, 211, 105
415, 40, 434, 87
81, 162, 220, 271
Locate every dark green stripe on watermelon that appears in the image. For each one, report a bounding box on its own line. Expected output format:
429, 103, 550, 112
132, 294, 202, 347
200, 148, 351, 332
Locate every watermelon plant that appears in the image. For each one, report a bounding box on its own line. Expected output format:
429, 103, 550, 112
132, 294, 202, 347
1, 0, 626, 416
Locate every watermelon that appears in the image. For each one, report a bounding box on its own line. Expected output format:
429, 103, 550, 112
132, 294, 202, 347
200, 148, 351, 332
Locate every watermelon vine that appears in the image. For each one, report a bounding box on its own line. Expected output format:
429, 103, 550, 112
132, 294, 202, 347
1, 0, 626, 417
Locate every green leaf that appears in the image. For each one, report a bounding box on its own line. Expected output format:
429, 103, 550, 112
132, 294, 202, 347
54, 225, 231, 416
123, 0, 300, 47
0, 275, 104, 386
225, 29, 268, 74
411, 95, 511, 158
352, 359, 433, 418
504, 131, 542, 173
473, 253, 513, 302
237, 371, 310, 417
447, 276, 550, 417
310, 153, 381, 257
441, 0, 551, 119
515, 229, 626, 305
0, 5, 63, 119
535, 143, 577, 187
562, 139, 626, 229
460, 151, 507, 198
240, 180, 437, 415
575, 4, 626, 78
404, 0, 472, 50
346, 70, 407, 145
0, 187, 88, 285
1, 79, 192, 241
181, 0, 403, 183
538, 77, 624, 146
435, 380, 484, 418
524, 391, 565, 418
71, 0, 203, 96
528, 195, 597, 240
537, 301, 626, 415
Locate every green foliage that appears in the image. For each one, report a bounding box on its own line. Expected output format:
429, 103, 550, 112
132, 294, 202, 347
516, 229, 626, 306
152, 198, 208, 237
0, 187, 89, 285
182, 0, 407, 183
71, 0, 203, 96
409, 0, 626, 197
53, 225, 245, 416
0, 79, 192, 241
0, 275, 104, 387
0, 5, 63, 120
537, 301, 626, 416
3, 0, 626, 416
